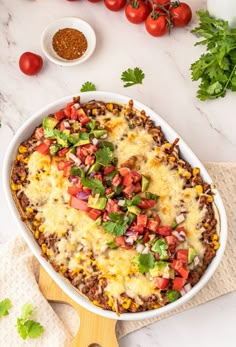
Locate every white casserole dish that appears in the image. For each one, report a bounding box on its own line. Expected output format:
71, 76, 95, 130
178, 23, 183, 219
2, 92, 227, 320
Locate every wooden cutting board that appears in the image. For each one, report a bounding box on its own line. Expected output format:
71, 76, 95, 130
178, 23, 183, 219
39, 267, 118, 347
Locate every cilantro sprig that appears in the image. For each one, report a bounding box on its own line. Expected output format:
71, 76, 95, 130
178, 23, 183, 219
81, 177, 105, 195
0, 298, 11, 317
95, 147, 113, 167
133, 253, 155, 273
191, 10, 236, 100
103, 212, 129, 236
80, 81, 96, 92
121, 67, 145, 87
152, 238, 169, 260
16, 303, 44, 340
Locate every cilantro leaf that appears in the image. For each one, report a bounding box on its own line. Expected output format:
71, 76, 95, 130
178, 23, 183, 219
81, 177, 105, 194
70, 166, 85, 177
145, 192, 159, 201
121, 67, 145, 87
100, 141, 115, 151
0, 298, 11, 317
125, 195, 142, 207
95, 147, 113, 167
103, 221, 127, 236
151, 238, 168, 260
108, 212, 126, 222
16, 303, 44, 340
80, 81, 96, 92
133, 254, 155, 273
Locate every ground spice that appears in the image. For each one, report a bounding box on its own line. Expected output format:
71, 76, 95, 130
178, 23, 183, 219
52, 28, 88, 60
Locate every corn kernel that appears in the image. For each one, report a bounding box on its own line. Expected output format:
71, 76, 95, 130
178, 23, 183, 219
108, 296, 114, 308
168, 156, 176, 162
23, 158, 29, 164
106, 103, 114, 111
46, 249, 53, 257
207, 195, 214, 203
33, 220, 40, 227
183, 171, 191, 179
122, 298, 131, 309
92, 108, 98, 116
19, 145, 27, 153
193, 167, 200, 176
163, 143, 171, 149
212, 234, 219, 242
26, 207, 33, 213
17, 154, 24, 161
39, 225, 45, 232
41, 243, 47, 253
204, 223, 209, 229
196, 185, 203, 194
213, 241, 220, 250
11, 183, 22, 191
34, 230, 39, 239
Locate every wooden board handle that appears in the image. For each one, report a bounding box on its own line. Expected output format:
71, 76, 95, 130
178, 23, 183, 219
39, 267, 118, 347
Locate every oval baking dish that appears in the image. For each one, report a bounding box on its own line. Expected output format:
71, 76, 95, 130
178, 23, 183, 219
2, 92, 227, 320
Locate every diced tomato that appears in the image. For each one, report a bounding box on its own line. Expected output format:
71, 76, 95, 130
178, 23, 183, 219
105, 187, 113, 195
171, 259, 184, 271
178, 267, 189, 279
85, 155, 95, 166
67, 186, 82, 196
147, 219, 159, 232
176, 249, 188, 264
122, 173, 133, 187
122, 184, 135, 195
165, 235, 178, 245
35, 127, 44, 140
83, 187, 92, 195
44, 139, 53, 146
59, 121, 67, 131
64, 102, 74, 117
87, 209, 102, 220
58, 147, 69, 157
94, 173, 103, 181
133, 183, 141, 193
128, 223, 144, 234
173, 277, 186, 291
80, 115, 90, 126
54, 110, 65, 121
102, 211, 109, 221
69, 196, 90, 212
119, 167, 130, 176
157, 226, 172, 236
154, 277, 169, 290
138, 199, 156, 209
63, 164, 72, 177
130, 170, 142, 183
137, 214, 147, 228
104, 166, 115, 175
143, 231, 150, 243
106, 199, 121, 213
175, 227, 186, 233
57, 160, 71, 171
76, 147, 86, 163
82, 144, 98, 155
112, 174, 122, 187
71, 106, 78, 120
35, 142, 50, 155
115, 236, 125, 246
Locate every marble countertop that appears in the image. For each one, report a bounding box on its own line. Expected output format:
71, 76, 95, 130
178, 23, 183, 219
0, 0, 235, 346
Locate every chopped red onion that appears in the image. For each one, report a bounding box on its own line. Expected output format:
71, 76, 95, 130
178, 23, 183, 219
136, 244, 145, 253
118, 199, 125, 207
92, 138, 99, 146
68, 176, 79, 184
76, 192, 89, 200
69, 119, 75, 124
184, 283, 192, 292
175, 213, 185, 224
101, 133, 108, 139
84, 165, 90, 172
89, 172, 96, 178
63, 121, 70, 128
142, 246, 150, 254
125, 236, 135, 245
73, 103, 80, 109
194, 255, 200, 266
69, 153, 81, 166
180, 288, 186, 296
125, 231, 139, 237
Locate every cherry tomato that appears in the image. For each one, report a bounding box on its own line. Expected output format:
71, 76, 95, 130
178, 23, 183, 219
145, 13, 168, 36
125, 0, 150, 24
19, 52, 43, 76
104, 0, 126, 11
148, 0, 170, 11
169, 2, 192, 27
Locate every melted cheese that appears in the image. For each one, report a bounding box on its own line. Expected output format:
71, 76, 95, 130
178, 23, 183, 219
22, 106, 208, 306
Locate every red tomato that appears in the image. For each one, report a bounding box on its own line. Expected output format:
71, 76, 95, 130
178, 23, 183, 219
69, 196, 90, 211
171, 259, 183, 271
176, 249, 188, 264
35, 142, 50, 155
147, 219, 159, 232
148, 0, 170, 11
58, 147, 69, 157
125, 0, 150, 24
137, 214, 148, 228
154, 277, 169, 289
115, 236, 125, 246
175, 226, 186, 233
35, 127, 44, 140
122, 173, 133, 187
145, 13, 168, 37
104, 0, 126, 11
138, 199, 156, 209
106, 199, 121, 213
118, 167, 130, 176
143, 231, 150, 243
19, 52, 43, 76
169, 2, 192, 27
178, 267, 189, 279
64, 102, 74, 117
112, 174, 122, 187
87, 209, 102, 220
54, 110, 65, 121
57, 160, 71, 171
157, 226, 172, 236
122, 184, 136, 195
173, 277, 185, 291
85, 155, 95, 166
104, 166, 115, 175
67, 186, 82, 196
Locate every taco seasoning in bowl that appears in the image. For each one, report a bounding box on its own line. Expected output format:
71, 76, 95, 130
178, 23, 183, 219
52, 28, 88, 60
41, 17, 96, 66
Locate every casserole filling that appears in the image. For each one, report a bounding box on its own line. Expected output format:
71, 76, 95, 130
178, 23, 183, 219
11, 98, 219, 314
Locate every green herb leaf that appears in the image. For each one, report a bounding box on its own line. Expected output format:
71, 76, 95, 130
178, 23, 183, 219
125, 195, 142, 207
108, 212, 125, 222
145, 192, 159, 201
95, 147, 113, 167
70, 166, 85, 177
81, 177, 105, 194
121, 67, 145, 87
106, 239, 118, 249
151, 239, 169, 260
16, 303, 44, 340
100, 141, 115, 151
0, 298, 11, 317
103, 221, 127, 236
133, 254, 155, 273
80, 81, 96, 92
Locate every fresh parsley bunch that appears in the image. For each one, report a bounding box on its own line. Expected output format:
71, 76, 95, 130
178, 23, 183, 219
191, 10, 236, 100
